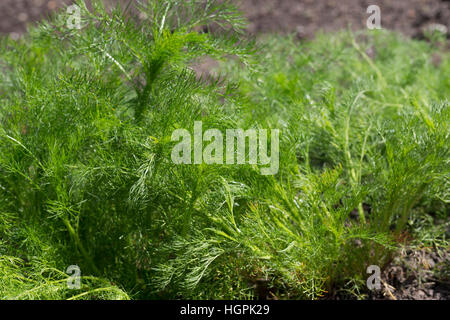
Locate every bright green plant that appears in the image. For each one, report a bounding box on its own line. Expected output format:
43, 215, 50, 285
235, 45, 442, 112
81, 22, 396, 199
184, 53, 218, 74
0, 1, 448, 299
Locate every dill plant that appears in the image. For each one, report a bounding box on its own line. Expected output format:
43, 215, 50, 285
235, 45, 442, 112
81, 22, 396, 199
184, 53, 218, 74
0, 1, 448, 300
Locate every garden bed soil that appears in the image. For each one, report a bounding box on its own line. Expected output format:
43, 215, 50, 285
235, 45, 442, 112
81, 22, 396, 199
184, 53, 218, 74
1, 0, 449, 39
371, 247, 450, 300
0, 0, 448, 301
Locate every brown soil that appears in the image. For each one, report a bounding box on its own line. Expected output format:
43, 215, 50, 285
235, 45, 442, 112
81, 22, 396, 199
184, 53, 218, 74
239, 0, 450, 39
371, 247, 450, 300
1, 0, 449, 39
0, 0, 71, 36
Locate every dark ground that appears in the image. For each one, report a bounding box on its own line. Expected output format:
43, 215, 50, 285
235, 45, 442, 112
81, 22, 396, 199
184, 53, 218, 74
1, 0, 449, 38
0, 0, 448, 300
0, 0, 71, 36
240, 0, 450, 39
375, 247, 449, 300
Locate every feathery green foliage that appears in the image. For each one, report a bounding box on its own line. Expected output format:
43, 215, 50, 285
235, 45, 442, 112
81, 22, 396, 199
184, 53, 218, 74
0, 1, 448, 299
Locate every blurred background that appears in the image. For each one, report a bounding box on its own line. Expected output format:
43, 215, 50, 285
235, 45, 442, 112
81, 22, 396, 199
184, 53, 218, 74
0, 0, 449, 39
